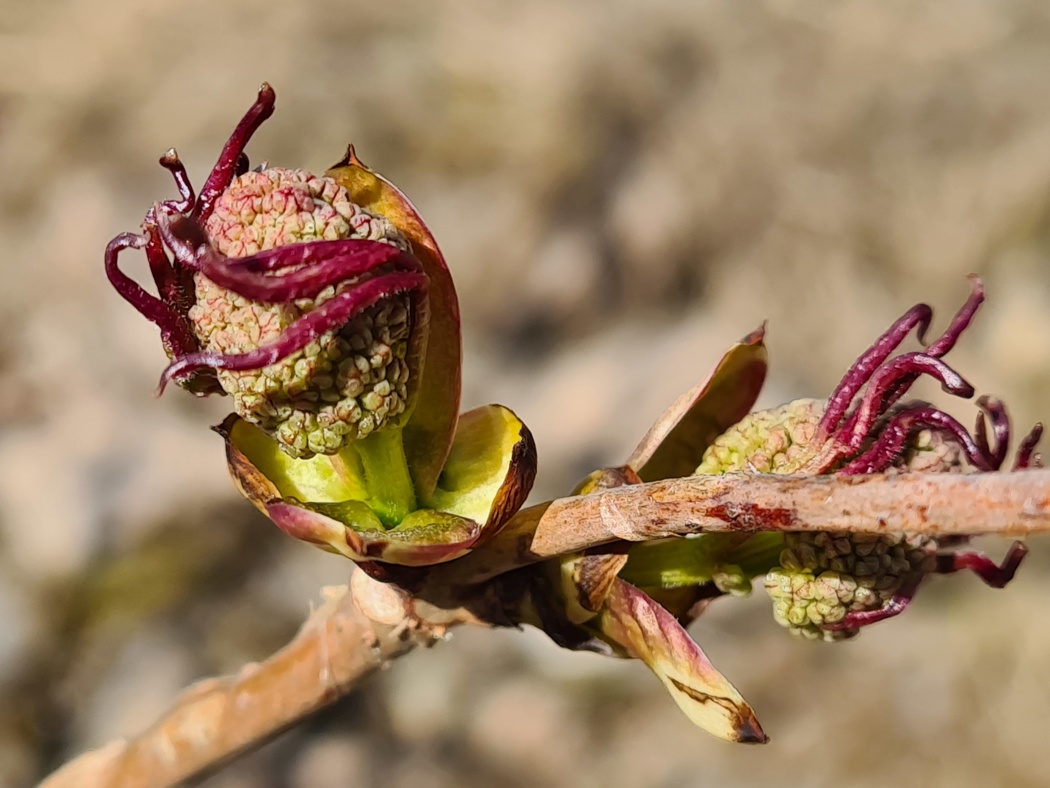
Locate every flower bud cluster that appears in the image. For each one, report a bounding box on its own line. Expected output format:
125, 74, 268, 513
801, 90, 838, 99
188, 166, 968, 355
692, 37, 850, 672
693, 397, 945, 640
765, 532, 931, 640
896, 426, 965, 473
190, 168, 413, 458
695, 399, 822, 475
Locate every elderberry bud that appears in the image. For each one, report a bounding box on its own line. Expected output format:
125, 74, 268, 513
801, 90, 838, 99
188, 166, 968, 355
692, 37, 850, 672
695, 399, 823, 475
765, 532, 931, 641
191, 167, 414, 458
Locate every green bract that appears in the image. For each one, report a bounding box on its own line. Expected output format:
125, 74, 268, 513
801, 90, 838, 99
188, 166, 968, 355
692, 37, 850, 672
220, 402, 535, 566
325, 148, 466, 501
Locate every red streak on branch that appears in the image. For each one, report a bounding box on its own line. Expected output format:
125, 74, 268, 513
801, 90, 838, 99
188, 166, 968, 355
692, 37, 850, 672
436, 469, 1050, 588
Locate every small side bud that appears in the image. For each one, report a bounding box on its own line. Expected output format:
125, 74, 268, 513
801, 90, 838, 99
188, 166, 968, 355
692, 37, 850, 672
898, 426, 966, 473
764, 533, 932, 641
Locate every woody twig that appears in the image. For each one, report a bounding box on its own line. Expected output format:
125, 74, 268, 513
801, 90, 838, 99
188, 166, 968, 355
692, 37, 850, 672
40, 468, 1050, 787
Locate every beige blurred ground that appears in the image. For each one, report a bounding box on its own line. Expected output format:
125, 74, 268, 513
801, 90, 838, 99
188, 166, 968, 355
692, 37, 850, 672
2, 1, 1050, 786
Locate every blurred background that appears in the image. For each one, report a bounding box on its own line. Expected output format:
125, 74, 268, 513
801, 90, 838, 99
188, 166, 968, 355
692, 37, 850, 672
2, 0, 1050, 785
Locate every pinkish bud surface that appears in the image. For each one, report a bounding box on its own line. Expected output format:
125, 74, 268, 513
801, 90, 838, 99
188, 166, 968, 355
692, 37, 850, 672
189, 167, 414, 458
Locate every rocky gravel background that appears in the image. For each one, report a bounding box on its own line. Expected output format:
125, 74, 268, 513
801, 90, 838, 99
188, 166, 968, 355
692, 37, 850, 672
3, 1, 1050, 786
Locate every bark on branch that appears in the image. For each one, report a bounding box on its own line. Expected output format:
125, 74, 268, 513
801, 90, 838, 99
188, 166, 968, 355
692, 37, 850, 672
40, 577, 473, 788
41, 468, 1050, 787
436, 468, 1050, 587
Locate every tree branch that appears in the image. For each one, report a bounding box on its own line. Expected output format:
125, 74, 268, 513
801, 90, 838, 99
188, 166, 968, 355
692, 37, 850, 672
40, 575, 475, 788
439, 468, 1050, 587
40, 468, 1050, 786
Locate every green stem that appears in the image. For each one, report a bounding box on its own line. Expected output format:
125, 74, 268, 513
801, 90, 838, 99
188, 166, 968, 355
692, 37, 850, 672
620, 532, 786, 589
353, 429, 417, 527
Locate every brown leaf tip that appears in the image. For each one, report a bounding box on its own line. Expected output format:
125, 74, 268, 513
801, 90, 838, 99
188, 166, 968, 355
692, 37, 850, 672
668, 678, 768, 744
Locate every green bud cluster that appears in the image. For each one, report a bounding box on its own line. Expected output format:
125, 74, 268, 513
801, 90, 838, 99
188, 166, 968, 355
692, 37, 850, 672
190, 167, 413, 458
692, 398, 946, 640
764, 532, 931, 641
695, 399, 823, 475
